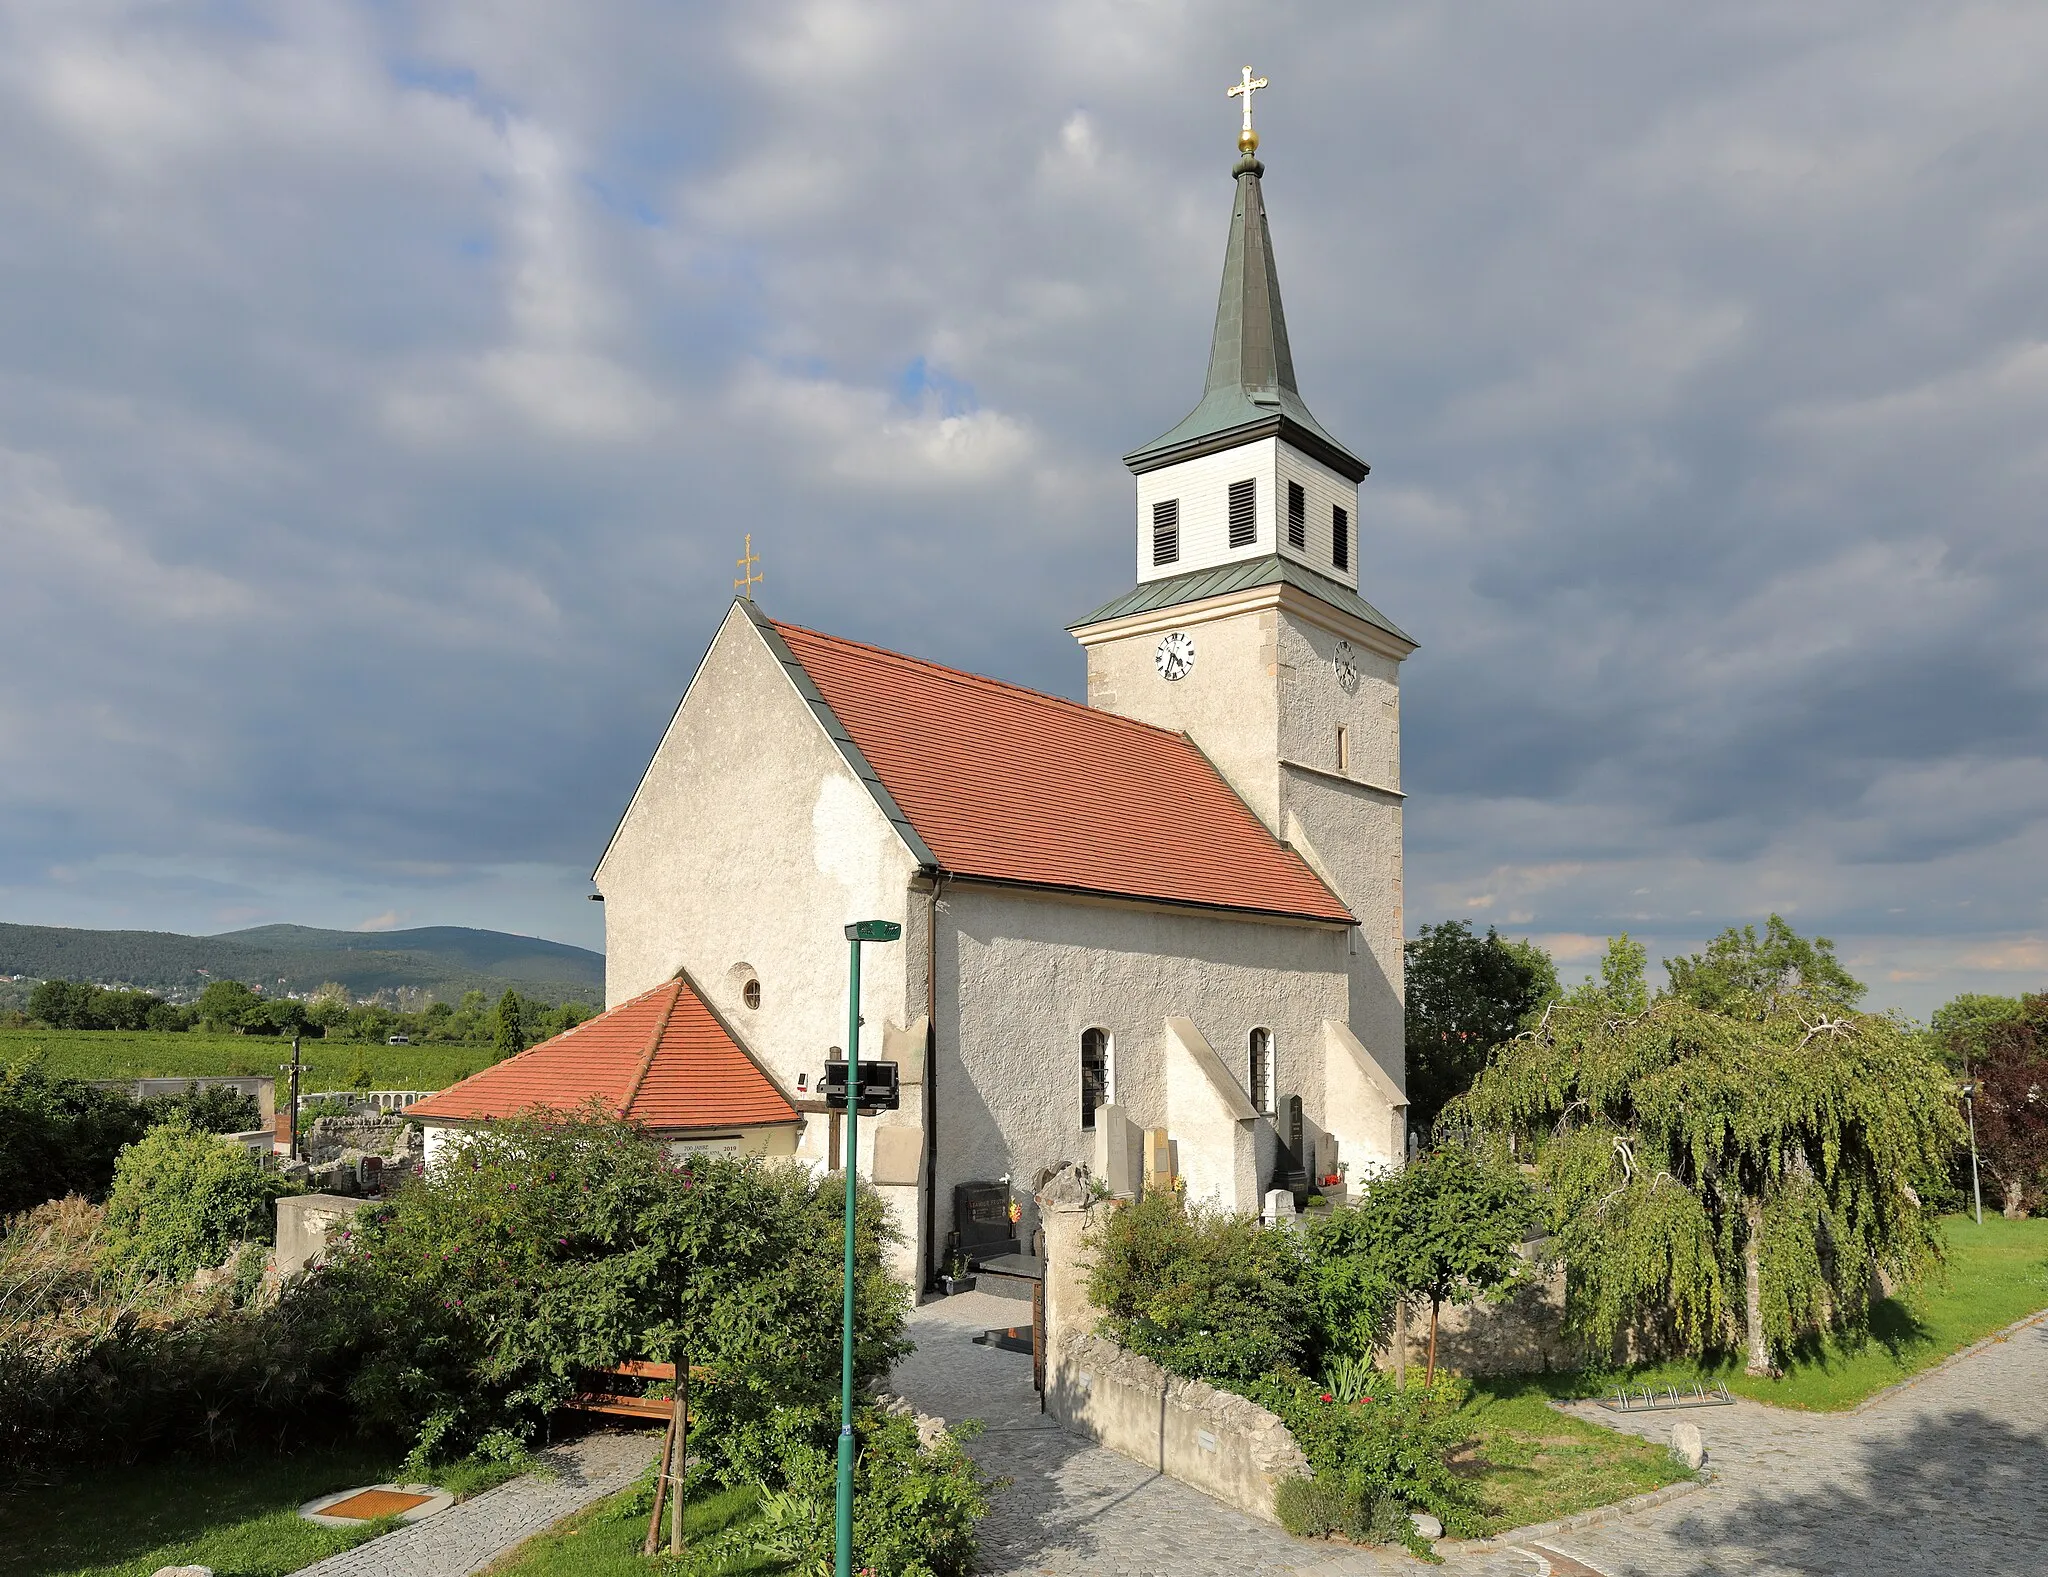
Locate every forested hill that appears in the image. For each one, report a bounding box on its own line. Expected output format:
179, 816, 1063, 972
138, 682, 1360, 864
0, 921, 603, 1005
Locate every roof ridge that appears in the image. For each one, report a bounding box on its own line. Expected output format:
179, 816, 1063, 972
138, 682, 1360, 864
768, 618, 1197, 746
618, 976, 687, 1118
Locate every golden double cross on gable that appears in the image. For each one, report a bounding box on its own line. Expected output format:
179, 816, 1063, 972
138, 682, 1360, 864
734, 534, 763, 599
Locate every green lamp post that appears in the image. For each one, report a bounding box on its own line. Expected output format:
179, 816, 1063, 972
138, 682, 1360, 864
836, 918, 901, 1577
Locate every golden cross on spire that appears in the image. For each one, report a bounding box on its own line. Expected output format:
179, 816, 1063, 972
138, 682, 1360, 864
734, 533, 763, 599
1227, 64, 1269, 153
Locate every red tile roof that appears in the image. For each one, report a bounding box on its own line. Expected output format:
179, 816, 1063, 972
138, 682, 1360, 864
406, 977, 797, 1131
771, 619, 1353, 925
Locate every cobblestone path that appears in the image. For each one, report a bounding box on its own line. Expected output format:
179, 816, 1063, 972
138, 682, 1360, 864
892, 1292, 2048, 1577
1550, 1311, 2048, 1577
290, 1429, 659, 1577
890, 1291, 1534, 1577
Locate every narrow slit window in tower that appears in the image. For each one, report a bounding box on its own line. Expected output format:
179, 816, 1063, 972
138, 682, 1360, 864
1332, 504, 1350, 570
1287, 480, 1306, 549
1152, 499, 1180, 566
1081, 1028, 1112, 1130
1228, 479, 1257, 548
1336, 725, 1348, 772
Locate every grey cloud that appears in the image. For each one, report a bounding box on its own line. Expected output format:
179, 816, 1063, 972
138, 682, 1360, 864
1, 1, 2045, 1016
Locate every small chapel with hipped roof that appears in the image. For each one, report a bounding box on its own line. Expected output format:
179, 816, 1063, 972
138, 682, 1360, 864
411, 78, 1415, 1289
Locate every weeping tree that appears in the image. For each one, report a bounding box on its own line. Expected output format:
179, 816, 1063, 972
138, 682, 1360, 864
1449, 932, 1961, 1375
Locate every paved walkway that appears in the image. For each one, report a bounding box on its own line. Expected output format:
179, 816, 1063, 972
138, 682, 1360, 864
890, 1292, 2048, 1577
291, 1429, 659, 1577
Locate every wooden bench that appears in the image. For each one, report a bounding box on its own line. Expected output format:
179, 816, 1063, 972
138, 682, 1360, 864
561, 1360, 713, 1423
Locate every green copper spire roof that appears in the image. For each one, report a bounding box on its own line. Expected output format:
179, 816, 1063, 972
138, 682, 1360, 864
1124, 153, 1369, 483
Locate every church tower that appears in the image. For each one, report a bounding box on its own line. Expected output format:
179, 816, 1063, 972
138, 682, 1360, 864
1070, 73, 1415, 1056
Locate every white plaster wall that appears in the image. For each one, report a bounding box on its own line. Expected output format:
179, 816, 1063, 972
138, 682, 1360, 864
1133, 439, 1362, 591
934, 883, 1353, 1238
1272, 614, 1401, 794
1082, 605, 1283, 832
1135, 438, 1278, 582
593, 604, 926, 1210
1163, 1017, 1259, 1210
1272, 442, 1363, 588
1271, 620, 1404, 1087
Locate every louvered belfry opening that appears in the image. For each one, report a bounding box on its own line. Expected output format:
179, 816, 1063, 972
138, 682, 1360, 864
1228, 478, 1257, 548
1332, 504, 1350, 570
1287, 480, 1306, 549
1152, 498, 1180, 565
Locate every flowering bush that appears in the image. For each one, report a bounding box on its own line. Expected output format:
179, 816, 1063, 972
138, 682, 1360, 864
1251, 1369, 1473, 1538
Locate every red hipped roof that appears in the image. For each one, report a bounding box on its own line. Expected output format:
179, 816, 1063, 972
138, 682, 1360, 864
406, 977, 796, 1131
772, 619, 1352, 925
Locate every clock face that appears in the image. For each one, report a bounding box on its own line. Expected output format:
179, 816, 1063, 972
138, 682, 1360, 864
1155, 630, 1196, 682
1332, 639, 1359, 690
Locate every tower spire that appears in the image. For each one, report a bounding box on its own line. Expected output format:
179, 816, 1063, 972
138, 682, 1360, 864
1123, 69, 1367, 484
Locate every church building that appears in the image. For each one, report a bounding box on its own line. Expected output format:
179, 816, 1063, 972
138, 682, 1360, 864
413, 100, 1415, 1291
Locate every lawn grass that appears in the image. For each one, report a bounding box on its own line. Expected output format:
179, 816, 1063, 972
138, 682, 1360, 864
1454, 1379, 1693, 1536
484, 1479, 784, 1576
1602, 1213, 2048, 1411
0, 1441, 406, 1577
0, 1027, 480, 1091
0, 1444, 528, 1577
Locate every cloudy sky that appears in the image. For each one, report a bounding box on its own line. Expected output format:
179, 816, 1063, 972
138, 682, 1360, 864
2, 1, 2044, 1018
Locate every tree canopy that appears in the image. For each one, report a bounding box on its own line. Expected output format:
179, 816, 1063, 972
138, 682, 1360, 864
1404, 921, 1558, 1127
1452, 934, 1959, 1374
1662, 914, 1863, 1018
1963, 994, 2048, 1218
1337, 1147, 1537, 1385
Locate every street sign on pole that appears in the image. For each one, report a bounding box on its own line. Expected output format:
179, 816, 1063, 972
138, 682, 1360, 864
821, 1060, 900, 1111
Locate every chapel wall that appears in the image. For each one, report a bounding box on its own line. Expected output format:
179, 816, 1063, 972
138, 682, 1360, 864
593, 605, 924, 1193
933, 883, 1350, 1239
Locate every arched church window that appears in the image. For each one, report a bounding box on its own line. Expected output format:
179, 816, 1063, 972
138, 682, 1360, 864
728, 962, 761, 1010
1080, 1028, 1112, 1131
1248, 1028, 1274, 1116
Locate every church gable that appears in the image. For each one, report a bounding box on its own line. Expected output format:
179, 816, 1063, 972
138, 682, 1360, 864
594, 602, 925, 1009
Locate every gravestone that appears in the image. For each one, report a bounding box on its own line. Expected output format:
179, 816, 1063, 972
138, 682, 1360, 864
1263, 1189, 1297, 1226
1092, 1104, 1141, 1197
1143, 1127, 1174, 1191
1277, 1095, 1312, 1206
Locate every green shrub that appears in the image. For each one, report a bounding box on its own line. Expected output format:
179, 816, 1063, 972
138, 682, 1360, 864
144, 1080, 263, 1134
100, 1117, 292, 1280
0, 1197, 350, 1477
769, 1406, 990, 1577
1273, 1473, 1406, 1543
0, 1058, 155, 1212
1086, 1190, 1311, 1386
1250, 1369, 1474, 1538
313, 1110, 911, 1469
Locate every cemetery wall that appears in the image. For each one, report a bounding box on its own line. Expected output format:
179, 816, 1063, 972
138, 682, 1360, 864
1036, 1166, 1308, 1524
1383, 1263, 1576, 1377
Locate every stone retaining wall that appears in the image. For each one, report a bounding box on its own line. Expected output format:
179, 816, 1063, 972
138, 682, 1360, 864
1045, 1331, 1308, 1523
1036, 1163, 1308, 1525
